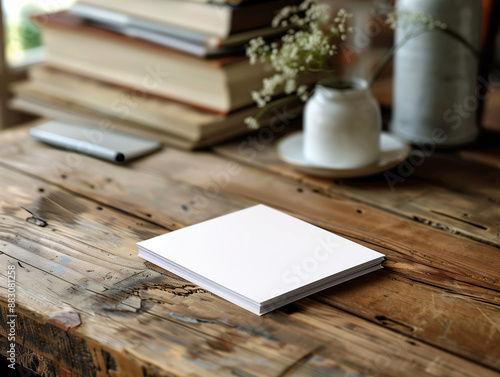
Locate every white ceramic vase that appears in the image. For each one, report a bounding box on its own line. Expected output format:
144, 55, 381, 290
303, 79, 381, 168
390, 0, 482, 146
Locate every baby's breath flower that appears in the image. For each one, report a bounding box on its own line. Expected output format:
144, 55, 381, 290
244, 117, 260, 130
245, 0, 354, 128
251, 91, 266, 108
297, 85, 310, 101
284, 78, 297, 94
385, 11, 398, 30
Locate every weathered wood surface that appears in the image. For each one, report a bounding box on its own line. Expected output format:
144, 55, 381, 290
215, 134, 500, 248
0, 123, 500, 376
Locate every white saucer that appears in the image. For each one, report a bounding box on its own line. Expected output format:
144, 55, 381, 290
277, 131, 411, 178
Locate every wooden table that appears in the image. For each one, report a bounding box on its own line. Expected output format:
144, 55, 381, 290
1, 120, 500, 377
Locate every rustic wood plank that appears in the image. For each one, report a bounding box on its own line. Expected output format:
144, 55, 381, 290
2, 126, 500, 293
482, 85, 500, 132
279, 300, 499, 377
460, 150, 500, 170
2, 250, 499, 377
454, 131, 500, 173
4, 260, 497, 377
2, 131, 499, 296
1, 127, 500, 373
0, 168, 415, 377
1, 125, 495, 294
0, 123, 250, 230
0, 335, 79, 377
409, 155, 500, 203
0, 285, 298, 377
315, 269, 500, 370
213, 133, 500, 249
1, 167, 324, 376
0, 212, 309, 375
133, 146, 500, 289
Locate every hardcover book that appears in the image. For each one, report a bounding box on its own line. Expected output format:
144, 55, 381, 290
69, 3, 288, 57
73, 0, 300, 37
11, 67, 303, 149
35, 12, 271, 114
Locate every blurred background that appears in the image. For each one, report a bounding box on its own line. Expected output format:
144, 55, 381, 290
0, 0, 499, 131
3, 0, 74, 67
1, 0, 74, 127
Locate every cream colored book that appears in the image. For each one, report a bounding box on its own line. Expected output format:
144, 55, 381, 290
13, 68, 303, 146
9, 95, 259, 150
75, 0, 297, 38
36, 12, 270, 114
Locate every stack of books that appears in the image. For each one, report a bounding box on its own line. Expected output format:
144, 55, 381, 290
11, 0, 303, 149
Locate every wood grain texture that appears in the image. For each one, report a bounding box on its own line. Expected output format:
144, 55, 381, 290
0, 162, 496, 376
1, 124, 500, 376
214, 134, 500, 248
2, 127, 500, 289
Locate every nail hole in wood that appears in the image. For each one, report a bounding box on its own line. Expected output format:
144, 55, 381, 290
297, 188, 303, 193
97, 207, 103, 211
38, 188, 44, 193
61, 174, 67, 179
146, 214, 152, 218
356, 209, 363, 214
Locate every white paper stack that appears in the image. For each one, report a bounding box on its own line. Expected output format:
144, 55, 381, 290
137, 205, 385, 315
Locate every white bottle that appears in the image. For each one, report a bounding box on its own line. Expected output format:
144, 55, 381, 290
390, 0, 481, 146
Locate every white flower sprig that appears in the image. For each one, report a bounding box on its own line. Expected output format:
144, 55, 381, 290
245, 0, 353, 129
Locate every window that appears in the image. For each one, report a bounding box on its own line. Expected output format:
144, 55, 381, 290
3, 0, 75, 68
0, 0, 74, 128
